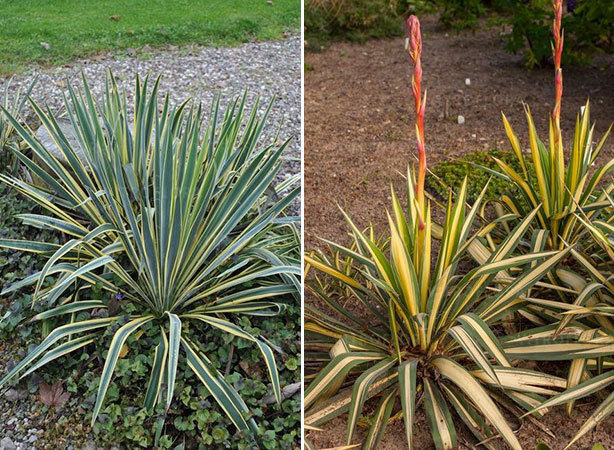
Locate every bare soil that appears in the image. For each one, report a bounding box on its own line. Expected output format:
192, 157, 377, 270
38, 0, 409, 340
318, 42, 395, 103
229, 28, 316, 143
304, 14, 614, 450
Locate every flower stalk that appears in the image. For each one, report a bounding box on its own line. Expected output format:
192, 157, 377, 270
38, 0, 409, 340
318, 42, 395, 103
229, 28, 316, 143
406, 15, 427, 229
552, 0, 564, 140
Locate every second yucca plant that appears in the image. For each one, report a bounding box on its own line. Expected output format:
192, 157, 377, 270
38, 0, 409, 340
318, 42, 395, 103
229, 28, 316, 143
304, 17, 571, 450
484, 0, 613, 255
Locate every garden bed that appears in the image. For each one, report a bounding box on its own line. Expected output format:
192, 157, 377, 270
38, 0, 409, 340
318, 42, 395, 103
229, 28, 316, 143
304, 13, 614, 450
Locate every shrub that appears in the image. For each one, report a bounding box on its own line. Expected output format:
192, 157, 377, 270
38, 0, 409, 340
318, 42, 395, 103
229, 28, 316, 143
438, 0, 487, 30
436, 0, 614, 67
0, 73, 300, 440
304, 0, 413, 50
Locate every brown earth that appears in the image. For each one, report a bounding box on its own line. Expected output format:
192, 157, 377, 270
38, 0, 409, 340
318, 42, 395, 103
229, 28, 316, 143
304, 13, 614, 450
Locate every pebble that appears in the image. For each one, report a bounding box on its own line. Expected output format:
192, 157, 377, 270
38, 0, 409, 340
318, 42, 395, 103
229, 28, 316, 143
457, 115, 466, 125
0, 437, 16, 450
4, 389, 27, 402
465, 78, 471, 85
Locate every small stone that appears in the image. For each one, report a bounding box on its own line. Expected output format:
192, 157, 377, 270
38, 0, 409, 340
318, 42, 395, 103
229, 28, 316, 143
40, 42, 51, 51
27, 436, 37, 444
465, 78, 471, 86
457, 115, 465, 125
7, 418, 16, 426
0, 437, 16, 450
4, 389, 28, 401
83, 441, 97, 450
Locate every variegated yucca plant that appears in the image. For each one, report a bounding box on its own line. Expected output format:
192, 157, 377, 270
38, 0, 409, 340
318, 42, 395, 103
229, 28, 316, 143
509, 192, 614, 448
0, 73, 300, 432
304, 17, 572, 450
472, 2, 614, 447
478, 0, 613, 276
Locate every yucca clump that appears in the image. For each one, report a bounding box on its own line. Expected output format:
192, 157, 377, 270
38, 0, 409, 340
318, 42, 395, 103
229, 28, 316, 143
0, 79, 35, 173
304, 16, 574, 450
0, 73, 300, 433
468, 2, 614, 447
480, 0, 613, 274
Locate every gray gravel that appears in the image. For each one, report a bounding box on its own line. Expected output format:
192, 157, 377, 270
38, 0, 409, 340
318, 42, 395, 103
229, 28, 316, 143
1, 35, 301, 207
0, 36, 301, 450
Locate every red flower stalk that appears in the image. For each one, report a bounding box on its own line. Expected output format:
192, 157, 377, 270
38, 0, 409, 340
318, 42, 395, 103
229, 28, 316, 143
552, 0, 564, 136
406, 15, 427, 228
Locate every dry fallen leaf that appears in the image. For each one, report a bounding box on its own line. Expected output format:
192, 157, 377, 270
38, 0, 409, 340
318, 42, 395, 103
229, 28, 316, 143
109, 14, 120, 21
39, 381, 70, 407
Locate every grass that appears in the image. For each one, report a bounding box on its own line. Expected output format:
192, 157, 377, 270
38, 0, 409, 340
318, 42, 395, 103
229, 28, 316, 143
0, 0, 299, 75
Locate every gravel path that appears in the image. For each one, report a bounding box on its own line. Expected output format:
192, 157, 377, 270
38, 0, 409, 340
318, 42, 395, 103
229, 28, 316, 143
0, 35, 300, 450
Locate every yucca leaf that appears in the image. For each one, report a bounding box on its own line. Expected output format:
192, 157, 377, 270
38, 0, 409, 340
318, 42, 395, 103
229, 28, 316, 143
200, 301, 285, 316
184, 314, 282, 405
423, 378, 457, 450
45, 255, 114, 306
304, 352, 386, 409
398, 359, 418, 449
166, 313, 181, 409
456, 313, 511, 367
346, 356, 396, 445
432, 356, 521, 450
0, 238, 61, 254
525, 370, 614, 417
144, 326, 168, 412
92, 316, 153, 424
181, 337, 257, 432
565, 390, 614, 450
566, 328, 598, 414
0, 317, 114, 387
504, 338, 614, 360
16, 213, 87, 237
304, 255, 365, 291
471, 366, 566, 395
362, 388, 397, 450
448, 325, 499, 383
19, 334, 97, 380
30, 300, 106, 322
440, 383, 499, 449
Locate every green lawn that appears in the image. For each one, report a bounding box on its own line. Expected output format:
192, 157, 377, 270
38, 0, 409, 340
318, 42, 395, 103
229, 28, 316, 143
0, 0, 299, 74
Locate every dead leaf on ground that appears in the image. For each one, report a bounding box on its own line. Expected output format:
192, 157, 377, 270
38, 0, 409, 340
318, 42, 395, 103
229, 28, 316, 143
109, 14, 120, 21
39, 381, 70, 407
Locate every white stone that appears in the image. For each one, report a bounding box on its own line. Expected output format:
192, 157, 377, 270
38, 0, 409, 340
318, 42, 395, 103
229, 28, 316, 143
0, 437, 16, 450
465, 78, 471, 86
36, 118, 88, 167
457, 115, 465, 125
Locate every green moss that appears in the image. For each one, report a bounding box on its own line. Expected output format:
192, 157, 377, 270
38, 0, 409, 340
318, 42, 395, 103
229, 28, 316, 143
428, 148, 531, 203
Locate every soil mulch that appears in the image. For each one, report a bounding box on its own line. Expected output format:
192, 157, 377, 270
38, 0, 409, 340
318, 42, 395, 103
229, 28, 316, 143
304, 13, 614, 450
